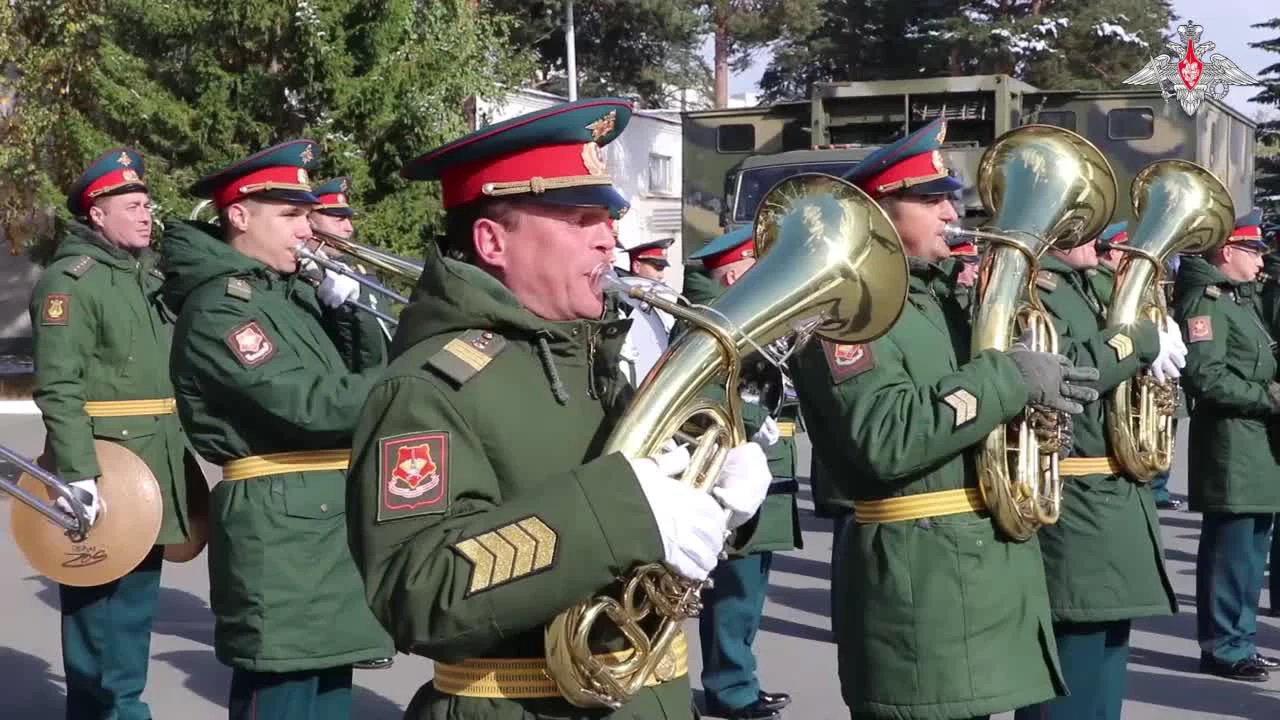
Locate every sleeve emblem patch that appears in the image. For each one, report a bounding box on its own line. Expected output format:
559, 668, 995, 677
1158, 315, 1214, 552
943, 388, 978, 428
1187, 315, 1213, 343
377, 431, 449, 522
224, 320, 276, 367
451, 515, 558, 596
41, 294, 70, 325
821, 340, 875, 383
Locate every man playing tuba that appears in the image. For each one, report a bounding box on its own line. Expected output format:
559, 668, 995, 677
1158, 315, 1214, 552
343, 98, 773, 720
1011, 222, 1184, 720
788, 116, 1098, 719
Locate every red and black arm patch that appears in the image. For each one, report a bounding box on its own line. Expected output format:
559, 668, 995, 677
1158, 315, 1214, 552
377, 431, 450, 522
40, 293, 71, 326
224, 320, 277, 367
1186, 315, 1213, 343
821, 340, 875, 384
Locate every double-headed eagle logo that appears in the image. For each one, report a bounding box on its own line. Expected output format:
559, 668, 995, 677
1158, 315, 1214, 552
1122, 21, 1259, 117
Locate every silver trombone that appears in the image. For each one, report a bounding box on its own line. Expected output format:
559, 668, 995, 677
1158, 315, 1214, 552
0, 445, 89, 539
294, 245, 406, 327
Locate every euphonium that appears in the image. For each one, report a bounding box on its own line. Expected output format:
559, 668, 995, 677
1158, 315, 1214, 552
1105, 160, 1234, 481
543, 173, 909, 708
961, 124, 1118, 542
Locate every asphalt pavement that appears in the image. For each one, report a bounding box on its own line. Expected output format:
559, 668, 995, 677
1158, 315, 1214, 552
2, 412, 1279, 719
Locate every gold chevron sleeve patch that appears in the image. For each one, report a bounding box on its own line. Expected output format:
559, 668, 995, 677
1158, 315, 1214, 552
942, 389, 978, 428
1106, 333, 1133, 361
452, 515, 558, 596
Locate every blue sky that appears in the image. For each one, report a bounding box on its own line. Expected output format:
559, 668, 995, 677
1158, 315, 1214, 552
715, 1, 1276, 119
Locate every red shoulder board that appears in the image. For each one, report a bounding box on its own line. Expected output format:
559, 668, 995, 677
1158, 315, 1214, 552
821, 340, 875, 383
224, 320, 277, 367
377, 431, 450, 522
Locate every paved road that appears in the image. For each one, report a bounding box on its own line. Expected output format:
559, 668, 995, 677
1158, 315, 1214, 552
3, 413, 1279, 719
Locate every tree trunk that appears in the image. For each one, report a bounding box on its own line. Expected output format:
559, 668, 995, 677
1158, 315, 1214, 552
714, 7, 729, 108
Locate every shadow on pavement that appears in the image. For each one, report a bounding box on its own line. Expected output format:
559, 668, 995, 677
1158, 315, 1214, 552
0, 647, 65, 716
1126, 667, 1280, 717
26, 575, 215, 647
1157, 515, 1204, 532
759, 615, 832, 644
154, 650, 406, 716
769, 554, 830, 582
766, 584, 830, 618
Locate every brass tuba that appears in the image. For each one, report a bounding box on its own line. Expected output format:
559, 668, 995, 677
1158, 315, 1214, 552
1104, 160, 1234, 481
543, 173, 909, 708
956, 124, 1118, 542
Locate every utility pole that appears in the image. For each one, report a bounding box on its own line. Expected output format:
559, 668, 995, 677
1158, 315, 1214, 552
566, 0, 577, 100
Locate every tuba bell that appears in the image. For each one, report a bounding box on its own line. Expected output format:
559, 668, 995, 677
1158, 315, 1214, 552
954, 124, 1119, 542
542, 173, 909, 708
1104, 160, 1234, 481
3, 441, 164, 586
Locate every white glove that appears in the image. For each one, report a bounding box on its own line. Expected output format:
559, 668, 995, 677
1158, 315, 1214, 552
631, 448, 728, 582
751, 416, 780, 448
711, 442, 773, 530
56, 478, 104, 527
316, 269, 360, 308
1151, 317, 1188, 382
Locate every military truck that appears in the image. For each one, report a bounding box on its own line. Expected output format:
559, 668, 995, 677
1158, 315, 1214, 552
683, 74, 1257, 254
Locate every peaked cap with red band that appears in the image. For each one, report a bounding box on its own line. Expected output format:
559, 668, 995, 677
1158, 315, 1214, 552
66, 147, 148, 217
399, 98, 632, 219
311, 176, 353, 218
843, 116, 964, 200
1226, 208, 1267, 252
189, 139, 320, 210
624, 237, 674, 267
1095, 221, 1129, 251
689, 226, 754, 270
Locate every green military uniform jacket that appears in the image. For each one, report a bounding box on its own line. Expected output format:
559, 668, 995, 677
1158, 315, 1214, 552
677, 267, 801, 556
1032, 256, 1176, 623
1086, 264, 1117, 306
30, 221, 192, 545
346, 244, 690, 720
1257, 253, 1280, 332
1173, 256, 1280, 513
161, 220, 392, 672
789, 261, 1063, 719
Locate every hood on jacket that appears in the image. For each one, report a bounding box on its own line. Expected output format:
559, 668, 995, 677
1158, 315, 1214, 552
159, 220, 272, 312
1174, 254, 1232, 298
51, 220, 147, 269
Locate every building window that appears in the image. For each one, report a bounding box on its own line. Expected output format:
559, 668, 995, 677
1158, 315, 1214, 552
1035, 110, 1077, 132
649, 153, 673, 194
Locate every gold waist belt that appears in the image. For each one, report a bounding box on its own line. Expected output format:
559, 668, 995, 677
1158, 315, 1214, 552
433, 630, 689, 699
1059, 456, 1123, 477
221, 450, 350, 482
854, 487, 986, 524
776, 421, 796, 438
83, 398, 176, 417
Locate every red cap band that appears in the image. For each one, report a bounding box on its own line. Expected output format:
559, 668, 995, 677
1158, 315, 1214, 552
213, 165, 312, 209
440, 142, 600, 209
860, 151, 948, 198
951, 241, 977, 256
635, 247, 666, 260
1109, 231, 1129, 245
81, 168, 144, 211
702, 238, 755, 270
1230, 225, 1262, 241
314, 192, 348, 208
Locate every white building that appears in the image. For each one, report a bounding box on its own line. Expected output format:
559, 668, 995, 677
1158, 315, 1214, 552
475, 89, 686, 292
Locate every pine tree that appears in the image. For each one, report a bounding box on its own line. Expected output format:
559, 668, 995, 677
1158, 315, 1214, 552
758, 0, 1175, 101
695, 0, 822, 107
1250, 18, 1280, 225
0, 0, 535, 262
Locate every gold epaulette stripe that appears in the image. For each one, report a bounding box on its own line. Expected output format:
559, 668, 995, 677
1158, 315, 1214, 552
1059, 456, 1123, 477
